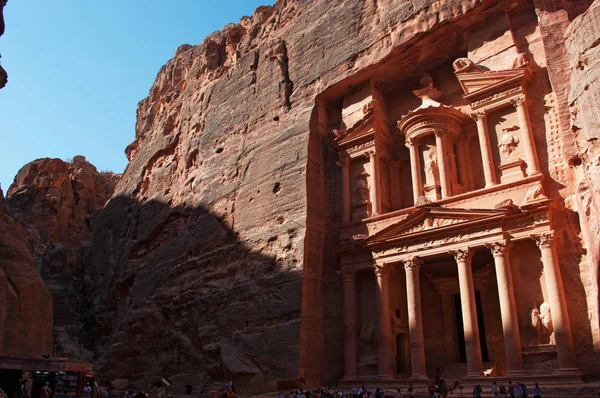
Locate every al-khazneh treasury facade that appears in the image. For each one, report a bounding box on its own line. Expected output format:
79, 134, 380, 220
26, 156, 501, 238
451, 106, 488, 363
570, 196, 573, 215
319, 1, 600, 386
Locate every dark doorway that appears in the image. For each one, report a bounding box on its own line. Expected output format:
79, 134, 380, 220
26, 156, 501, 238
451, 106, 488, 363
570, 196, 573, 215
0, 369, 23, 398
453, 290, 489, 363
396, 333, 406, 375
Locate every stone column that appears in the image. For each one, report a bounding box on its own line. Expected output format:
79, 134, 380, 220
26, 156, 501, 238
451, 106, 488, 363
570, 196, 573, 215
407, 140, 423, 203
369, 151, 381, 216
534, 233, 578, 371
404, 257, 427, 379
337, 158, 351, 223
471, 111, 498, 187
440, 291, 457, 363
434, 129, 451, 198
455, 134, 470, 191
511, 96, 541, 176
341, 266, 357, 378
374, 264, 393, 378
453, 248, 484, 376
488, 241, 525, 375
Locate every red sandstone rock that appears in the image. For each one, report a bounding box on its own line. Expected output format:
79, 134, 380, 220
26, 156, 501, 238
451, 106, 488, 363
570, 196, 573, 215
4, 0, 600, 395
6, 156, 119, 358
0, 188, 53, 356
0, 0, 7, 89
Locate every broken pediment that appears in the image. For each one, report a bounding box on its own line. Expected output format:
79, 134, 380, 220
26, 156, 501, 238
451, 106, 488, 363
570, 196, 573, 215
453, 54, 533, 111
364, 206, 505, 246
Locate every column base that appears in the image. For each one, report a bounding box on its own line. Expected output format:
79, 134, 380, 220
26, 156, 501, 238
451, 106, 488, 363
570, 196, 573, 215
409, 375, 429, 382
556, 367, 582, 376
377, 375, 394, 380
466, 371, 484, 378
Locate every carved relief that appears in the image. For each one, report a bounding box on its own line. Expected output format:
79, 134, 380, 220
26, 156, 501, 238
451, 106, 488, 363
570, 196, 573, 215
359, 321, 378, 355
471, 87, 521, 108
354, 172, 370, 202
498, 126, 520, 161
372, 263, 387, 276
424, 149, 440, 186
487, 241, 508, 257
404, 257, 421, 271
530, 302, 553, 344
524, 185, 548, 204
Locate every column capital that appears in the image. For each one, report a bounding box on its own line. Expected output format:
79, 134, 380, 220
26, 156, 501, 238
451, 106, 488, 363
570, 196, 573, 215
404, 257, 421, 271
487, 240, 510, 257
372, 263, 388, 277
434, 128, 448, 137
339, 267, 355, 282
533, 232, 554, 249
510, 95, 527, 108
336, 157, 350, 168
451, 247, 474, 263
469, 110, 486, 121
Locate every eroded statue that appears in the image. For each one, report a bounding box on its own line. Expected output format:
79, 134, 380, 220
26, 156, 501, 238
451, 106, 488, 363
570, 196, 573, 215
424, 150, 440, 186
354, 173, 370, 202
531, 302, 553, 344
498, 126, 520, 160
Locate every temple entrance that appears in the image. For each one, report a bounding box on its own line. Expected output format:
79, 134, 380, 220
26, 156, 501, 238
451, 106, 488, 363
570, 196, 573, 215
453, 291, 489, 363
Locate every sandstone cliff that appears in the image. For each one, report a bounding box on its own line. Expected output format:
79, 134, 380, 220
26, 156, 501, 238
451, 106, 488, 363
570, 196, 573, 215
6, 156, 119, 358
0, 187, 53, 356
0, 0, 7, 89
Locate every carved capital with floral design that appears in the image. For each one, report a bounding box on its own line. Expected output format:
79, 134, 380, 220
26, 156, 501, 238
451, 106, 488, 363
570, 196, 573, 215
487, 241, 509, 258
510, 95, 527, 108
451, 248, 474, 263
403, 257, 421, 272
372, 263, 388, 277
534, 232, 554, 249
339, 267, 355, 282
433, 128, 448, 138
469, 110, 486, 122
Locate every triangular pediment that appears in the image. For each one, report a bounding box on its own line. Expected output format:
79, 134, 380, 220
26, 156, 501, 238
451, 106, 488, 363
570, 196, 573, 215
364, 206, 505, 247
334, 109, 375, 147
455, 69, 526, 96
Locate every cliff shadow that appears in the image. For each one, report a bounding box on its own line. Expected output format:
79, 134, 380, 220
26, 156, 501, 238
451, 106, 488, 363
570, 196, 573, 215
81, 194, 306, 396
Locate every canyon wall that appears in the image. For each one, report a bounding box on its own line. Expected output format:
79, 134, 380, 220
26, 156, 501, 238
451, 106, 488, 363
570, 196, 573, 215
2, 0, 600, 394
6, 156, 119, 358
0, 188, 53, 356
0, 0, 7, 89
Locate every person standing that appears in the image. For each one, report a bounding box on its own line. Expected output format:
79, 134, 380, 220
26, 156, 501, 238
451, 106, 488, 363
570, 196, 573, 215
473, 385, 483, 398
492, 381, 498, 398
41, 383, 52, 398
532, 383, 542, 398
374, 389, 383, 398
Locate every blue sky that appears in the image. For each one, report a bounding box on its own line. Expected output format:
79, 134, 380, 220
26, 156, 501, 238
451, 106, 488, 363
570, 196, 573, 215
0, 0, 274, 190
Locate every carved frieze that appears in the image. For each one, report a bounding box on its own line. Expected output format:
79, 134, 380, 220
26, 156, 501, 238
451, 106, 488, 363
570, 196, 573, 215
403, 257, 421, 271
470, 87, 521, 108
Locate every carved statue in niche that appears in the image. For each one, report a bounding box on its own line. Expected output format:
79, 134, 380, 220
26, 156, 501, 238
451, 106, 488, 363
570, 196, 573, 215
530, 302, 553, 345
498, 126, 520, 161
359, 321, 378, 357
452, 57, 477, 73
354, 172, 370, 202
424, 149, 440, 186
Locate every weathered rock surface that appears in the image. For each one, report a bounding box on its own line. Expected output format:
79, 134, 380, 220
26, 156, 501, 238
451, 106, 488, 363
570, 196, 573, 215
0, 0, 7, 89
0, 187, 53, 356
79, 0, 600, 393
566, 0, 600, 350
6, 156, 119, 358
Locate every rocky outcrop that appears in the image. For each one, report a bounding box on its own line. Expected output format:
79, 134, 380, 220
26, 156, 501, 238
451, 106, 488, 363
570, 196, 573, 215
84, 0, 529, 393
0, 0, 7, 89
566, 0, 600, 352
0, 187, 53, 356
6, 156, 119, 358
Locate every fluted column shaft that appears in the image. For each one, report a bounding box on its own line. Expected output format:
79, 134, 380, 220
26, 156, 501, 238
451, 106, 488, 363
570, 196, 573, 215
435, 130, 451, 198
407, 141, 423, 203
535, 233, 578, 370
369, 151, 380, 216
404, 258, 427, 378
454, 248, 484, 376
342, 268, 357, 378
374, 264, 393, 378
489, 242, 525, 374
512, 97, 541, 176
472, 112, 497, 187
